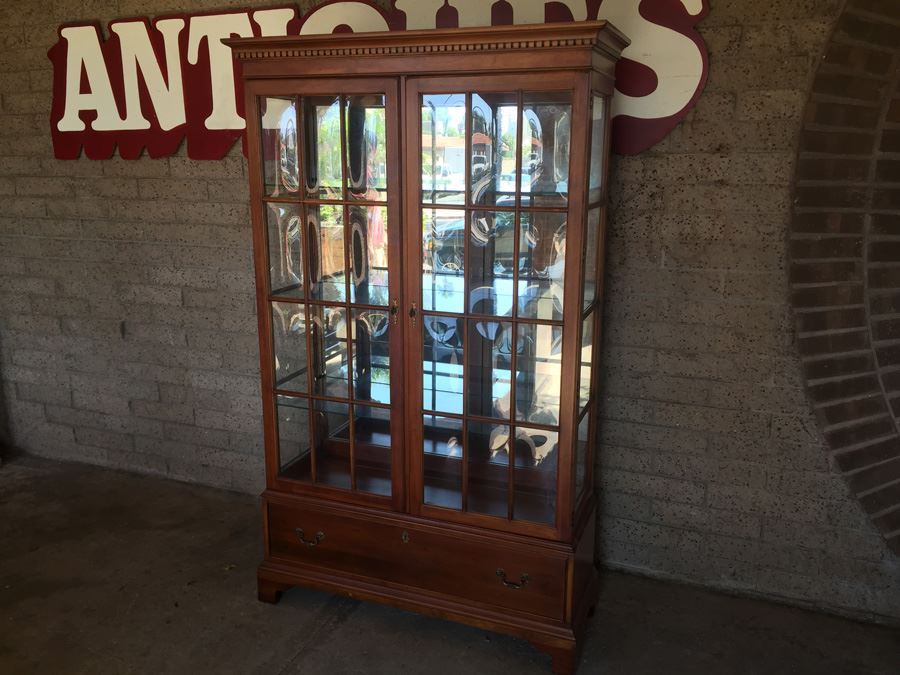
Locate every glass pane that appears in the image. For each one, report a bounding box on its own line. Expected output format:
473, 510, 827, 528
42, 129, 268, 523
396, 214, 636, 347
470, 92, 517, 207
518, 212, 566, 320
260, 97, 299, 198
345, 95, 387, 202
304, 95, 342, 200
422, 208, 465, 314
272, 302, 308, 393
575, 412, 589, 503
349, 205, 389, 306
515, 323, 562, 425
310, 305, 349, 399
352, 309, 391, 405
468, 210, 515, 317
467, 420, 509, 518
276, 395, 310, 481
307, 204, 346, 303
520, 92, 572, 207
423, 414, 463, 510
267, 203, 304, 298
422, 315, 464, 414
513, 426, 558, 525
467, 319, 512, 419
583, 208, 601, 311
353, 404, 391, 497
579, 312, 594, 411
588, 95, 606, 204
313, 399, 351, 489
421, 94, 465, 205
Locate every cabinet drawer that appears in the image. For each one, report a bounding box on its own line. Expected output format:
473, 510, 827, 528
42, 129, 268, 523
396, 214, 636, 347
266, 500, 568, 621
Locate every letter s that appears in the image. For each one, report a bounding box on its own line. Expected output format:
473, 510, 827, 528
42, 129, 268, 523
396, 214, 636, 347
599, 0, 705, 120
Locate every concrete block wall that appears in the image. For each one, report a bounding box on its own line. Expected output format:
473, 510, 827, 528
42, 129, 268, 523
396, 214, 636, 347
598, 0, 900, 622
0, 0, 897, 622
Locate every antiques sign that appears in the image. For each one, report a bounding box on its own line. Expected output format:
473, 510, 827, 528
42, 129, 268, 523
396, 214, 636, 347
48, 0, 710, 159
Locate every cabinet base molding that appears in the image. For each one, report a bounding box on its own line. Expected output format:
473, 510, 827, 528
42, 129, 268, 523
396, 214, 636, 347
258, 494, 598, 675
257, 561, 594, 675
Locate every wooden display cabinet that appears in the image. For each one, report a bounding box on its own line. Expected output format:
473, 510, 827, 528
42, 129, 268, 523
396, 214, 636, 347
228, 21, 628, 674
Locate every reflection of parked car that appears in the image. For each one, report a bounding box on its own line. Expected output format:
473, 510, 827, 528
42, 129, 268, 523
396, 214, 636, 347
426, 213, 517, 274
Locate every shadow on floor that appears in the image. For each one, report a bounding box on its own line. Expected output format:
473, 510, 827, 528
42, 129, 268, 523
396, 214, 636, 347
1, 457, 898, 675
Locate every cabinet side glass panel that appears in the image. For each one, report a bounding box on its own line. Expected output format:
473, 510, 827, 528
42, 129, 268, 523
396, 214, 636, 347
260, 97, 300, 198
272, 301, 308, 393
588, 95, 606, 205
583, 207, 601, 311
267, 203, 304, 299
574, 411, 589, 504
276, 395, 311, 481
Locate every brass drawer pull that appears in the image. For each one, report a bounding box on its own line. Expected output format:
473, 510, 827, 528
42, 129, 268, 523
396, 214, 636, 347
295, 528, 325, 547
496, 568, 529, 590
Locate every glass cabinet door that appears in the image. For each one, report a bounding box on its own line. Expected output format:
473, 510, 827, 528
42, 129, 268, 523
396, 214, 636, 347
409, 76, 583, 532
255, 81, 401, 505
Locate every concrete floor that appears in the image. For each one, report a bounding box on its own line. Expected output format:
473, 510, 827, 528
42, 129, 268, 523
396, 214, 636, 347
1, 458, 898, 675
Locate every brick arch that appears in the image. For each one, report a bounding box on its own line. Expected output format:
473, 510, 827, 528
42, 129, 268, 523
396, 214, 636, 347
790, 0, 900, 555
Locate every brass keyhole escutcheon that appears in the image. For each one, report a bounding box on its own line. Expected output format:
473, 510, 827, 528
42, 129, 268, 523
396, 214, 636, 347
401, 530, 410, 544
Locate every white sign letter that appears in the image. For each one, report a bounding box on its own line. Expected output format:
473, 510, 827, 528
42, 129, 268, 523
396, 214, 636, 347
187, 13, 253, 130
252, 8, 296, 36
599, 0, 705, 120
110, 19, 186, 131
57, 26, 126, 132
300, 2, 389, 34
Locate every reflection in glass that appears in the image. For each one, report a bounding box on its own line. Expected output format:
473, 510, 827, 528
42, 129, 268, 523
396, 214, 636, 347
422, 94, 466, 205
345, 95, 387, 202
272, 302, 308, 393
583, 208, 601, 310
310, 305, 349, 399
470, 92, 517, 207
467, 319, 512, 419
423, 414, 463, 510
518, 212, 566, 320
267, 203, 304, 298
304, 96, 343, 200
467, 420, 509, 518
579, 312, 594, 412
260, 97, 299, 198
313, 399, 351, 489
468, 211, 514, 317
515, 323, 562, 425
307, 204, 346, 302
513, 427, 558, 525
349, 205, 389, 306
520, 92, 572, 206
423, 315, 464, 414
276, 395, 310, 480
575, 412, 589, 503
588, 95, 607, 204
352, 309, 390, 405
353, 404, 391, 497
422, 209, 465, 314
